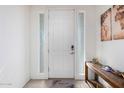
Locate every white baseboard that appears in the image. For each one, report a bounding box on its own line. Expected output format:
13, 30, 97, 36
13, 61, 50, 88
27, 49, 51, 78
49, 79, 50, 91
31, 74, 48, 79
22, 76, 30, 88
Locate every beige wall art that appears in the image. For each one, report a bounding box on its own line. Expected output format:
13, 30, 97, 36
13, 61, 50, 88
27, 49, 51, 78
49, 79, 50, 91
101, 8, 112, 41
112, 5, 124, 40
101, 5, 124, 41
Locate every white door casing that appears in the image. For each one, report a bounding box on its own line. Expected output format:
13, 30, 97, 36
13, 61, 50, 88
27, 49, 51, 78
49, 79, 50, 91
30, 7, 85, 80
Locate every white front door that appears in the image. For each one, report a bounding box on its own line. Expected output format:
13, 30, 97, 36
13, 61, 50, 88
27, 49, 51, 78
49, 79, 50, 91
48, 9, 75, 78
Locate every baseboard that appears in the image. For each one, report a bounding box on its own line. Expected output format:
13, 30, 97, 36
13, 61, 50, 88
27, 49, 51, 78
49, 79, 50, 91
31, 74, 48, 79
21, 75, 30, 88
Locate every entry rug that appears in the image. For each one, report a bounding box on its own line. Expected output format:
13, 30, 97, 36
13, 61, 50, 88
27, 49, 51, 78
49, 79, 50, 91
51, 80, 75, 88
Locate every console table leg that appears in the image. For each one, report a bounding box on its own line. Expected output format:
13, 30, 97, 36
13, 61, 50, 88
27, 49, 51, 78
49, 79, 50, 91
85, 62, 88, 82
95, 73, 98, 81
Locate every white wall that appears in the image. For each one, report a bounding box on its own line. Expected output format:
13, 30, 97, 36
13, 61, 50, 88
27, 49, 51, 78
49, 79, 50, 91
96, 5, 124, 87
30, 5, 96, 79
96, 5, 124, 71
0, 6, 30, 88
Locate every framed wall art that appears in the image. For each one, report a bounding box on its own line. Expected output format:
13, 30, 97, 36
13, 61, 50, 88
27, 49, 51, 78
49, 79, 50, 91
101, 8, 112, 41
112, 5, 124, 40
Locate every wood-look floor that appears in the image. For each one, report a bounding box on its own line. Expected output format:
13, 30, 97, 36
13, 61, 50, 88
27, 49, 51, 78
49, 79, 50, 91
24, 79, 90, 88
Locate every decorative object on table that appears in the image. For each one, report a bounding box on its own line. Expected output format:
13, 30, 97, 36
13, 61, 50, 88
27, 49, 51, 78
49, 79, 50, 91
101, 65, 124, 78
101, 8, 112, 41
92, 57, 99, 64
101, 65, 114, 72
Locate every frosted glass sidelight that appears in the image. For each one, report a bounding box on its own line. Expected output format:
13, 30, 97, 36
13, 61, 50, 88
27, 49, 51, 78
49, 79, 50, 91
78, 13, 84, 74
40, 14, 44, 73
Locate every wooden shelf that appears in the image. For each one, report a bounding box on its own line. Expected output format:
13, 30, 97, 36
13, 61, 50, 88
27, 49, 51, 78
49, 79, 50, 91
87, 80, 103, 88
85, 62, 124, 88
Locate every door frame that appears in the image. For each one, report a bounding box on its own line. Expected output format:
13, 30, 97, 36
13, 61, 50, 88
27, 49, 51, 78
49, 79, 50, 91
30, 7, 85, 80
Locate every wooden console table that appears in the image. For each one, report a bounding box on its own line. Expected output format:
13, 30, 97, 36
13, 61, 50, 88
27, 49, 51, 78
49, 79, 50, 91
85, 62, 124, 88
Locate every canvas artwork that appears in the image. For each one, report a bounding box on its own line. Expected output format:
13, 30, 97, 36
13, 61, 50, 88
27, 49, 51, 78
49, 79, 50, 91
112, 5, 124, 40
101, 8, 112, 41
